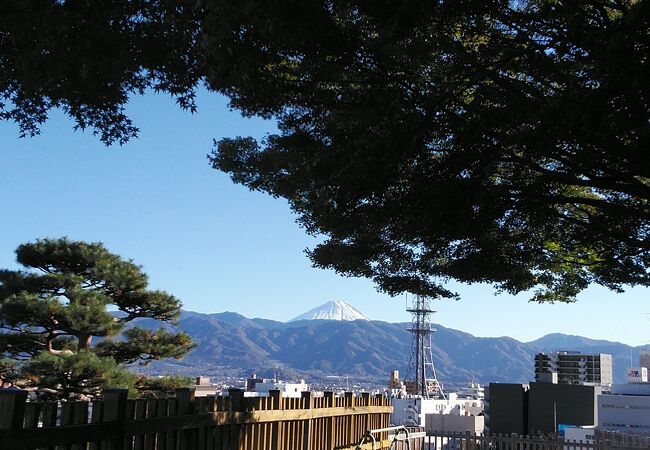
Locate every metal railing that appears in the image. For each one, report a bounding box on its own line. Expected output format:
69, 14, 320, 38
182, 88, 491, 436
424, 430, 650, 450
356, 426, 427, 450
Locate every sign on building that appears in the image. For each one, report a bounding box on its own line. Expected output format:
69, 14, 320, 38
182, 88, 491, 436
626, 367, 648, 384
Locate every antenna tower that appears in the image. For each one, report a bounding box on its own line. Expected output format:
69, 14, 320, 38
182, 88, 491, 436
405, 295, 445, 399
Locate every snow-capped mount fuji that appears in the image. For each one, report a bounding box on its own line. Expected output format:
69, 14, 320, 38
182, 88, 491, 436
289, 300, 369, 322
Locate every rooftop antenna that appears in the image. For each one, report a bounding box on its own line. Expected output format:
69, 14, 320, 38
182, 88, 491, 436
405, 295, 445, 399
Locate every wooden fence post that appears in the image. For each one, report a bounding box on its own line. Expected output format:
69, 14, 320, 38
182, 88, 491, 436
344, 391, 353, 408
344, 392, 354, 445
270, 390, 283, 450
0, 388, 27, 431
324, 392, 335, 450
228, 388, 243, 412
103, 388, 128, 450
228, 389, 244, 450
361, 392, 371, 445
302, 391, 313, 450
176, 387, 196, 450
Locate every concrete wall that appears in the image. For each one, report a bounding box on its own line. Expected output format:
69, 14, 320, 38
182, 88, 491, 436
527, 382, 600, 434
426, 413, 484, 434
599, 354, 613, 386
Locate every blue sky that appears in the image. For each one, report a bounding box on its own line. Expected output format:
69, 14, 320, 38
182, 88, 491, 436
1, 90, 648, 346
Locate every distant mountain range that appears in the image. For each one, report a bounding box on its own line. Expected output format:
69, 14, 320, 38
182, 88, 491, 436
133, 303, 647, 386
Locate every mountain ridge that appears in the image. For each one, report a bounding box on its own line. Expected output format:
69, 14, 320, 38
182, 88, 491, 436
135, 309, 645, 385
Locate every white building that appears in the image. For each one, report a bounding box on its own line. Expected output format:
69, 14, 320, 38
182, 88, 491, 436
598, 382, 650, 435
563, 426, 596, 449
425, 414, 484, 435
423, 413, 485, 450
596, 353, 650, 436
193, 376, 220, 397
391, 393, 483, 429
245, 379, 309, 398
455, 383, 485, 401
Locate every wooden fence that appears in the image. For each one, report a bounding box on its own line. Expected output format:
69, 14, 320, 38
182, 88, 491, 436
425, 430, 650, 450
0, 388, 393, 450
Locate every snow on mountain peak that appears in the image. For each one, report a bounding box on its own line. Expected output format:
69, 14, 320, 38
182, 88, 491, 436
289, 300, 369, 322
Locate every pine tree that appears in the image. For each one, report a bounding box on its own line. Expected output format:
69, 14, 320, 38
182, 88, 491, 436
0, 238, 195, 399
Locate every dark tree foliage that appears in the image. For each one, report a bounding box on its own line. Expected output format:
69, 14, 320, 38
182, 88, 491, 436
0, 0, 200, 144
0, 358, 18, 388
2, 1, 649, 302
0, 238, 195, 398
209, 0, 650, 302
135, 374, 193, 398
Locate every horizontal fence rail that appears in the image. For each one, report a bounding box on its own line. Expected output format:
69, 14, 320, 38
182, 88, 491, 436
425, 430, 650, 450
0, 388, 393, 450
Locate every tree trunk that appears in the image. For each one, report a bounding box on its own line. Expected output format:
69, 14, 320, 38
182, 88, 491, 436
47, 337, 57, 354
47, 334, 75, 355
77, 335, 92, 351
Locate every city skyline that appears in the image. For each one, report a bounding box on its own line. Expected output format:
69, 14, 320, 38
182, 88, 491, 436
1, 89, 648, 346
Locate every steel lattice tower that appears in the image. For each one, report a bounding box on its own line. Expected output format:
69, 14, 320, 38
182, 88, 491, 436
405, 295, 445, 399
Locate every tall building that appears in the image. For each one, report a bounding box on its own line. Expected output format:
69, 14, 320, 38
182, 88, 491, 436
389, 370, 401, 389
485, 383, 529, 435
485, 382, 601, 435
534, 352, 612, 386
527, 382, 601, 434
639, 351, 650, 371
